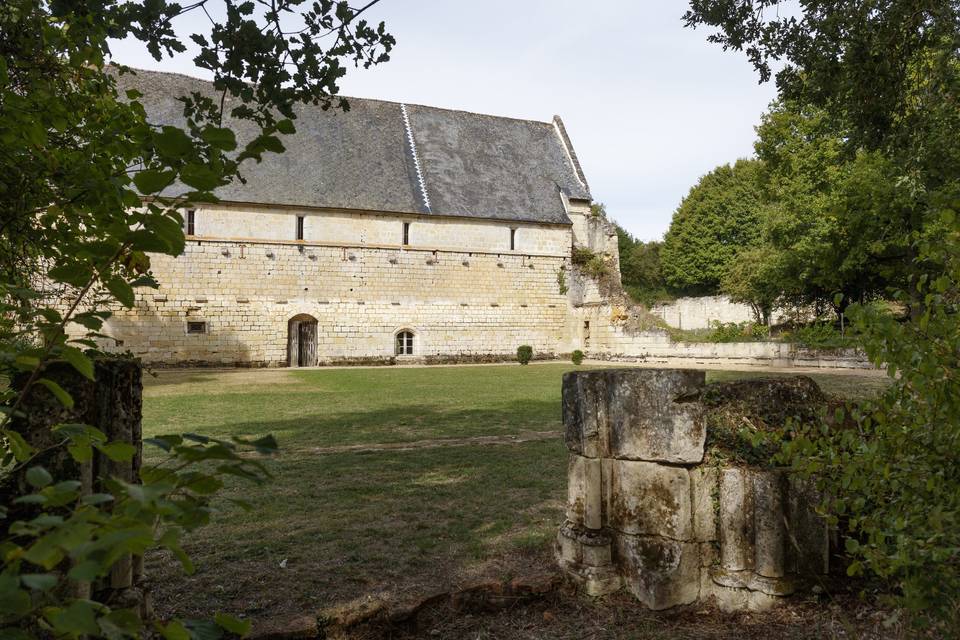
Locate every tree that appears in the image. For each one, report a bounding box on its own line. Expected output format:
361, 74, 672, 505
686, 0, 960, 626
615, 224, 670, 306
1, 0, 392, 636
720, 245, 782, 324
660, 158, 768, 294
751, 102, 919, 316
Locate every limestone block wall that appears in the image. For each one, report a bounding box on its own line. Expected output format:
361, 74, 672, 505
93, 236, 572, 366
556, 369, 830, 611
650, 295, 797, 330
189, 204, 571, 256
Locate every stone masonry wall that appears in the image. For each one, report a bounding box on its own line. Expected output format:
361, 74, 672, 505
94, 217, 573, 365
556, 369, 830, 611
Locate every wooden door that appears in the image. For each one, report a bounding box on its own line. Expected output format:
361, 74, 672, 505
298, 321, 317, 367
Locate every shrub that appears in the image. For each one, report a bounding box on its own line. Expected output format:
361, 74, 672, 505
785, 321, 856, 350
571, 349, 584, 365
516, 345, 533, 365
571, 246, 596, 266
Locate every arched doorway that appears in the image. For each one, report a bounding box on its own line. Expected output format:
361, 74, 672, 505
288, 314, 318, 367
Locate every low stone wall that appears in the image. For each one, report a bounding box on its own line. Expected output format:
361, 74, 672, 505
603, 340, 872, 370
556, 368, 830, 611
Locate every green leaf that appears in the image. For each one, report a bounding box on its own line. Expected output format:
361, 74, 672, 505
105, 277, 136, 307
215, 613, 251, 637
25, 466, 53, 488
37, 378, 74, 409
60, 346, 95, 380
134, 169, 176, 194
154, 126, 193, 158
275, 119, 296, 135
48, 263, 94, 288
201, 127, 237, 151
157, 620, 191, 640
179, 164, 221, 191
2, 429, 33, 461
20, 573, 57, 591
95, 442, 137, 462
47, 600, 100, 635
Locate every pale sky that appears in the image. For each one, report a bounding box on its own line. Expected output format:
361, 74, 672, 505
108, 1, 778, 241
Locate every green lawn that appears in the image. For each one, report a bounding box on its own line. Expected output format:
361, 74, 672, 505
142, 364, 890, 621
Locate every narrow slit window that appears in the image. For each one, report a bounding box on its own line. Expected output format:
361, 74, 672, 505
402, 221, 410, 246
395, 330, 414, 355
185, 209, 196, 236
510, 228, 516, 251
187, 321, 207, 334
296, 215, 305, 241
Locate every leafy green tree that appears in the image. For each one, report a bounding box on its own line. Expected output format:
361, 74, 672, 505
720, 245, 782, 324
0, 0, 392, 637
753, 103, 920, 315
660, 159, 768, 294
615, 224, 671, 306
687, 0, 960, 626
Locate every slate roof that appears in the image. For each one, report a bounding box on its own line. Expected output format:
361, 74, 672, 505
118, 68, 591, 225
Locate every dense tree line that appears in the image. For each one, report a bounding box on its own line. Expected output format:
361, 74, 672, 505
684, 0, 960, 629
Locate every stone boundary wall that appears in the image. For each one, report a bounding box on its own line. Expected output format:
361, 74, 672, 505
556, 368, 830, 611
572, 305, 872, 369
649, 295, 803, 330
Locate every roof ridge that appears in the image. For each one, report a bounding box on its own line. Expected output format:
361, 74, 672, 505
400, 103, 432, 213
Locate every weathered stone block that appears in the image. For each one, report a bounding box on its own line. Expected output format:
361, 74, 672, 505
562, 372, 606, 457
719, 467, 754, 571
614, 535, 699, 610
753, 469, 787, 578
608, 460, 692, 540
565, 455, 603, 529
786, 475, 830, 576
690, 466, 718, 542
603, 369, 705, 463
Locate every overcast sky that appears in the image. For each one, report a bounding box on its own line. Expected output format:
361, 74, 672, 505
109, 1, 778, 241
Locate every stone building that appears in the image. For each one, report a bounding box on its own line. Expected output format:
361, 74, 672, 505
100, 69, 618, 367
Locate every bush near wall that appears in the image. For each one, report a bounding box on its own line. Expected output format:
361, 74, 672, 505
516, 345, 533, 365
571, 350, 584, 365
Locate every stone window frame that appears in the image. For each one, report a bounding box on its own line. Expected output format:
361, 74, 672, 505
186, 320, 207, 335
184, 209, 196, 236
394, 328, 415, 356
296, 215, 305, 241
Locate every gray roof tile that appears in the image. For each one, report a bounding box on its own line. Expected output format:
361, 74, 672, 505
118, 68, 590, 224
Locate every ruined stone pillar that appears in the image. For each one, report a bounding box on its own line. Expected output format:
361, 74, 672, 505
4, 358, 147, 614
556, 368, 830, 611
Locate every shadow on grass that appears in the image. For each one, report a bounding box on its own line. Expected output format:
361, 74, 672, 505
145, 399, 564, 451
145, 438, 569, 620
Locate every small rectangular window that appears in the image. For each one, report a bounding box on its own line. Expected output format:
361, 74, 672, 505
510, 228, 516, 251
296, 216, 305, 241
402, 221, 410, 246
185, 209, 196, 236
187, 321, 207, 334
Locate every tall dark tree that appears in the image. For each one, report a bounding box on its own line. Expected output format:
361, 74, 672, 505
660, 158, 768, 294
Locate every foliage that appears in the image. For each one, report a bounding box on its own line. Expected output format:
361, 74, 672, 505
571, 247, 609, 279
780, 322, 857, 351
614, 225, 673, 307
751, 104, 919, 314
720, 245, 782, 325
670, 321, 768, 344
516, 345, 533, 366
687, 0, 960, 625
0, 0, 392, 637
556, 266, 568, 295
661, 159, 769, 294
571, 350, 584, 365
